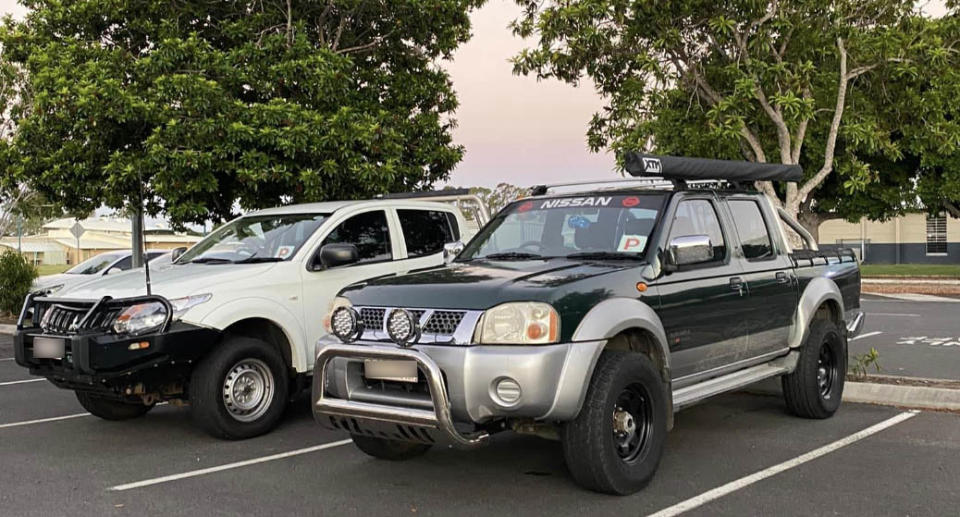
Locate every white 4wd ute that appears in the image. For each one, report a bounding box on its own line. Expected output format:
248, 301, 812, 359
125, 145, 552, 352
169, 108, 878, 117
14, 191, 486, 439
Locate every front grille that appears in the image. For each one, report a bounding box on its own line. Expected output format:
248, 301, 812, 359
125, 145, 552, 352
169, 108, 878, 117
356, 307, 468, 337
423, 311, 465, 335
37, 303, 122, 335
359, 308, 385, 332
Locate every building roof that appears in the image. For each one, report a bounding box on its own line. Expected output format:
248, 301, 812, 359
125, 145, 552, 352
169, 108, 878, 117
0, 238, 65, 253
43, 216, 172, 233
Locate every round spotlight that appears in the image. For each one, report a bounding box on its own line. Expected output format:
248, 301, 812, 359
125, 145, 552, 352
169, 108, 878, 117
387, 309, 420, 347
494, 377, 522, 406
331, 306, 362, 342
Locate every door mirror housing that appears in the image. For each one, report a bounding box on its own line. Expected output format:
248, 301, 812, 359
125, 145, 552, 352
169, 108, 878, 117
105, 267, 122, 275
665, 235, 714, 268
443, 241, 465, 264
315, 244, 359, 270
170, 247, 188, 263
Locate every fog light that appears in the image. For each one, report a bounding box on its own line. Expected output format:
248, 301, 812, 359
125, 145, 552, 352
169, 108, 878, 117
127, 341, 150, 351
494, 377, 522, 406
331, 307, 362, 343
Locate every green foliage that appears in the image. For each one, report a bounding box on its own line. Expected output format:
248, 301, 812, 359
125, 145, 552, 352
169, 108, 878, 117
468, 183, 528, 217
0, 249, 36, 314
848, 347, 881, 380
0, 0, 485, 227
511, 1, 960, 226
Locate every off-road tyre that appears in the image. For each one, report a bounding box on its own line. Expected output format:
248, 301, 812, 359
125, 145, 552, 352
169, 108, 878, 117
189, 335, 289, 440
351, 435, 432, 461
561, 350, 668, 495
75, 391, 154, 420
782, 318, 847, 419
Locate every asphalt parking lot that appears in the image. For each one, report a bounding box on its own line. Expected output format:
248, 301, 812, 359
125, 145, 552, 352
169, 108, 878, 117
851, 294, 960, 380
1, 299, 959, 517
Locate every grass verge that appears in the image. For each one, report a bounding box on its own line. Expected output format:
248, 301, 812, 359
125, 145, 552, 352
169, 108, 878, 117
860, 264, 960, 278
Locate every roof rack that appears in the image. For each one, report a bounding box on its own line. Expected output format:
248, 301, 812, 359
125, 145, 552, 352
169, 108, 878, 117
625, 153, 802, 183
528, 177, 733, 196
376, 188, 490, 226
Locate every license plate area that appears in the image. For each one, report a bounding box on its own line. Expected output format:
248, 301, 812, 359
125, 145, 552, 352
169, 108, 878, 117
363, 359, 418, 383
33, 336, 65, 359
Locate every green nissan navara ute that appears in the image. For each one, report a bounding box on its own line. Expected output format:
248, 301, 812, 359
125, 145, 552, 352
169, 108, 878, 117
312, 154, 863, 495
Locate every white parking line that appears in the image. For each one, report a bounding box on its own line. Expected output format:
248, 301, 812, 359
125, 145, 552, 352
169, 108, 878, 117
0, 358, 15, 362
851, 331, 882, 341
0, 378, 45, 387
646, 410, 919, 517
110, 438, 354, 491
0, 413, 90, 430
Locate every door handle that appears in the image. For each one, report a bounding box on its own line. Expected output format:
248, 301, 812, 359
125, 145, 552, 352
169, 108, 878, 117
729, 277, 745, 296
776, 272, 790, 284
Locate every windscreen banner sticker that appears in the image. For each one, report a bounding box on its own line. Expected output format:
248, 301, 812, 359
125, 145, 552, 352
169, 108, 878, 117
536, 196, 613, 209
274, 245, 295, 259
617, 235, 647, 253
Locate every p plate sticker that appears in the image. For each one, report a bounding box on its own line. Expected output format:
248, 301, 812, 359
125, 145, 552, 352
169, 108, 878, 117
275, 245, 295, 259
617, 235, 646, 253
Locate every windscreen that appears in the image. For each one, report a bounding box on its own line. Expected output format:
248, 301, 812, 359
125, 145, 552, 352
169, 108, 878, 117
65, 252, 125, 275
460, 193, 665, 261
178, 213, 328, 264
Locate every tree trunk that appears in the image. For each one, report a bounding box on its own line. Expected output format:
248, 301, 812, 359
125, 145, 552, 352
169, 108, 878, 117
797, 210, 822, 243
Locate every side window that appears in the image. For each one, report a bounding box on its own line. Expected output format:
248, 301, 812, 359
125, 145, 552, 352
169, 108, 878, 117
397, 209, 456, 258
669, 199, 726, 262
108, 256, 133, 272
320, 211, 392, 264
444, 212, 461, 241
728, 200, 774, 260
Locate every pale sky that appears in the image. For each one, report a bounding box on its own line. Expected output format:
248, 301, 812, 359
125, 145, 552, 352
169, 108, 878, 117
0, 0, 951, 192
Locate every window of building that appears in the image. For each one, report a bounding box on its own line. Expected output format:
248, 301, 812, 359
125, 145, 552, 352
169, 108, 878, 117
927, 214, 948, 255
397, 209, 457, 258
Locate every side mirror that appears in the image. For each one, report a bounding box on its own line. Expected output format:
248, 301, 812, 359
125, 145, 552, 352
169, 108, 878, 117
316, 244, 359, 270
105, 267, 122, 275
170, 247, 188, 263
666, 235, 714, 268
443, 241, 465, 264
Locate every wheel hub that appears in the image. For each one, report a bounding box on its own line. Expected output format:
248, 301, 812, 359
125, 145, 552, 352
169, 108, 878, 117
612, 383, 653, 464
817, 343, 836, 400
223, 359, 275, 422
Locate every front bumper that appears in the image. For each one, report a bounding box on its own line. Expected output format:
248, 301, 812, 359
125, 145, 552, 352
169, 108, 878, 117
312, 338, 606, 448
15, 325, 221, 395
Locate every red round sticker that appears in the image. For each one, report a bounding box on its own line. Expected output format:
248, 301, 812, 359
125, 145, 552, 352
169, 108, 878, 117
517, 201, 535, 213
622, 196, 640, 207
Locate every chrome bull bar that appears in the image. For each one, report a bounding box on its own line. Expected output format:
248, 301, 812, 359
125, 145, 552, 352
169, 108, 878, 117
312, 344, 489, 448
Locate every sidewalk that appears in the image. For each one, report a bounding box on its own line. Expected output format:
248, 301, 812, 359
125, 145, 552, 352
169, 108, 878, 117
862, 276, 960, 297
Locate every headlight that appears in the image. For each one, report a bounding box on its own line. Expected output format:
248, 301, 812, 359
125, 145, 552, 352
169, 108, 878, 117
477, 302, 559, 345
113, 302, 168, 335
37, 284, 64, 295
168, 293, 212, 317
323, 297, 353, 333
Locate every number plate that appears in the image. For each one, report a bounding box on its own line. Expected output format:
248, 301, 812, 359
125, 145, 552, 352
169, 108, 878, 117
363, 359, 418, 383
33, 336, 65, 359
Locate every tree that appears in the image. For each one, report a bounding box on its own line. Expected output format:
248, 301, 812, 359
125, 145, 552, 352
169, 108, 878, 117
468, 183, 529, 216
0, 0, 484, 227
512, 0, 959, 237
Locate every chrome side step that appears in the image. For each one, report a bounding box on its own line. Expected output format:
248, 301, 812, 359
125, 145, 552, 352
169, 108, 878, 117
672, 362, 790, 411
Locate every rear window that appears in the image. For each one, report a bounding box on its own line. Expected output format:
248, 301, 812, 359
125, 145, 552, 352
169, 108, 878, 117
397, 209, 457, 258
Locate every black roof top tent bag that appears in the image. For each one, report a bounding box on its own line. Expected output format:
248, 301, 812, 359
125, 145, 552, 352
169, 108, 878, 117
624, 153, 803, 183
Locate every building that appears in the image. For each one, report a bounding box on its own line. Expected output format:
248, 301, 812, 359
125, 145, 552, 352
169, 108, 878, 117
0, 217, 202, 265
818, 212, 959, 264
